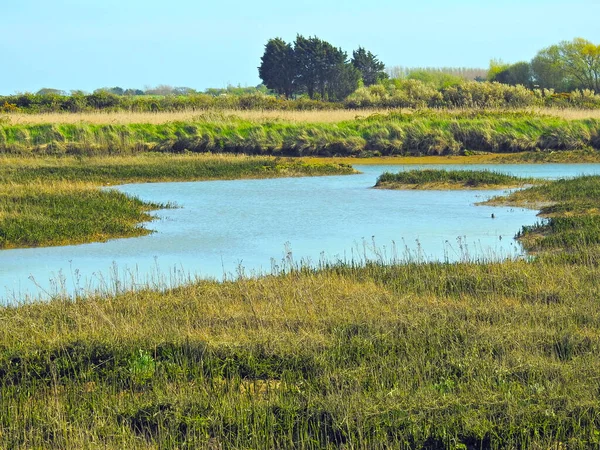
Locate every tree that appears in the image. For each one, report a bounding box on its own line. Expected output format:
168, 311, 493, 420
327, 62, 361, 101
258, 38, 297, 98
351, 47, 387, 86
488, 61, 534, 88
294, 35, 359, 100
36, 88, 66, 95
532, 38, 600, 92
258, 35, 363, 101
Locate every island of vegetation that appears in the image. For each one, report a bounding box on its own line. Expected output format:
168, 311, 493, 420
374, 169, 535, 189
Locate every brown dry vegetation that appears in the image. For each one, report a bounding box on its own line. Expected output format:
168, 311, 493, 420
4, 107, 600, 126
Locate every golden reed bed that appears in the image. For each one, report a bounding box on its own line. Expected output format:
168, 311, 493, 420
4, 107, 600, 125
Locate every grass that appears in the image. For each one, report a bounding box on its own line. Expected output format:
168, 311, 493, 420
2, 110, 600, 157
374, 169, 535, 189
0, 154, 356, 248
484, 175, 600, 254
2, 241, 600, 447
5, 107, 600, 126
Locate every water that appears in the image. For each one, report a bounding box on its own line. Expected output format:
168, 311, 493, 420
2, 164, 600, 302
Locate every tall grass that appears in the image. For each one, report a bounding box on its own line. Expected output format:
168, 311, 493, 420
485, 175, 600, 254
2, 111, 600, 156
375, 169, 535, 189
5, 108, 600, 126
1, 252, 600, 448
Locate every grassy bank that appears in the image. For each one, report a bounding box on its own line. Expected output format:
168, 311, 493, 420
0, 154, 355, 248
2, 242, 600, 448
1, 175, 600, 447
484, 175, 600, 254
375, 169, 535, 190
2, 111, 600, 157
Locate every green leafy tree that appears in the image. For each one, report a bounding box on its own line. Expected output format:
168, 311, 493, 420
258, 38, 297, 98
407, 70, 463, 89
532, 38, 600, 92
351, 47, 387, 86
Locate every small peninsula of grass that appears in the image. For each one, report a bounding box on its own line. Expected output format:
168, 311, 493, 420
0, 154, 356, 249
483, 175, 600, 254
375, 169, 535, 190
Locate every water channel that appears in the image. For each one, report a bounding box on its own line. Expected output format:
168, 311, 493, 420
2, 164, 599, 302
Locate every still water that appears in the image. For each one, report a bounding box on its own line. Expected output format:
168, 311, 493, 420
2, 164, 599, 302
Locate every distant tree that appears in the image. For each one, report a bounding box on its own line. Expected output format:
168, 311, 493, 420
87, 91, 120, 109
532, 38, 600, 92
351, 47, 387, 86
173, 87, 197, 95
328, 62, 361, 100
387, 66, 488, 82
489, 61, 534, 88
123, 88, 145, 96
258, 38, 297, 98
36, 88, 66, 95
145, 85, 176, 95
531, 49, 571, 91
294, 35, 359, 100
258, 35, 362, 101
407, 70, 463, 89
486, 59, 510, 82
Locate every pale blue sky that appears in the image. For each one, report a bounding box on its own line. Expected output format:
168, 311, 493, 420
2, 0, 599, 94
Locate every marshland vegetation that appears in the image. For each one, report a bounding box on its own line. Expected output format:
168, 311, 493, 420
1, 174, 600, 448
2, 110, 600, 157
374, 169, 535, 189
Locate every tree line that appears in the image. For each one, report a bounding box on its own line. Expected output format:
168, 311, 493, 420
258, 36, 387, 101
489, 37, 600, 93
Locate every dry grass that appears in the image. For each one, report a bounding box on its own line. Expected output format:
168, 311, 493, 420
1, 109, 391, 125
5, 107, 600, 126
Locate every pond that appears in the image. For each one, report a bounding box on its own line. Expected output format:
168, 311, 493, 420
2, 163, 600, 302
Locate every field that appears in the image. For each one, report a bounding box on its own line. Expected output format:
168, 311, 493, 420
5, 108, 600, 126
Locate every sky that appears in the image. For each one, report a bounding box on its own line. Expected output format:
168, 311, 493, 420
2, 0, 599, 95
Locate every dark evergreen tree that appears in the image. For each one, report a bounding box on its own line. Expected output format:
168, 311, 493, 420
490, 62, 534, 88
258, 38, 297, 98
259, 35, 365, 100
351, 47, 387, 86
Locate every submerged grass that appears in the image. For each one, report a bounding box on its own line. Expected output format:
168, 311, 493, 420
0, 154, 356, 249
375, 169, 535, 189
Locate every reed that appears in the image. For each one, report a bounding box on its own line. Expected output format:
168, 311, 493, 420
375, 169, 535, 189
2, 111, 599, 157
1, 239, 600, 448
